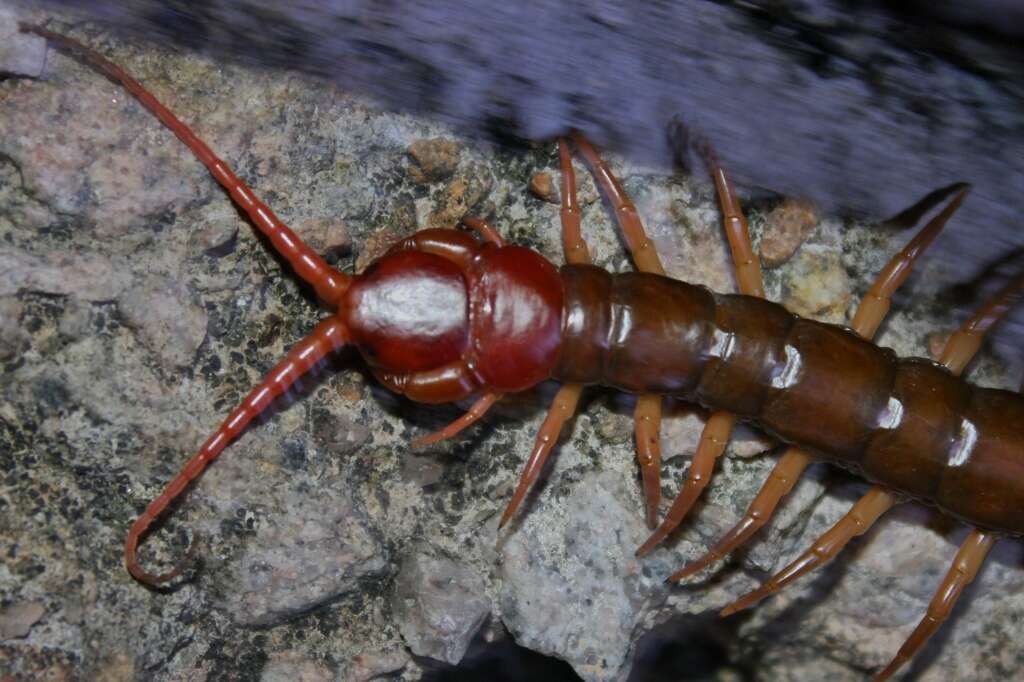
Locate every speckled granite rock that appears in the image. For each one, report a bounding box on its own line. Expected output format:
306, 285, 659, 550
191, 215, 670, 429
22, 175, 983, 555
2, 11, 1024, 682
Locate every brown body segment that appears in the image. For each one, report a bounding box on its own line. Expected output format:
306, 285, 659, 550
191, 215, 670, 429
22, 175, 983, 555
553, 269, 1024, 535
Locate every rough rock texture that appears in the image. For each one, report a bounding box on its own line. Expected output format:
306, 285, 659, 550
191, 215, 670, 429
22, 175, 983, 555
392, 547, 490, 664
2, 10, 1024, 682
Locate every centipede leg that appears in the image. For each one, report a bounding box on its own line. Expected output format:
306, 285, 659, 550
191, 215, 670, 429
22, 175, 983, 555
635, 412, 736, 556
498, 140, 589, 528
636, 143, 767, 550
873, 530, 995, 681
666, 447, 810, 579
670, 186, 964, 574
569, 132, 664, 273
412, 392, 503, 447
461, 216, 506, 247
567, 133, 668, 527
850, 184, 970, 338
500, 383, 585, 528
124, 317, 348, 586
940, 271, 1024, 375
720, 487, 897, 613
22, 24, 350, 308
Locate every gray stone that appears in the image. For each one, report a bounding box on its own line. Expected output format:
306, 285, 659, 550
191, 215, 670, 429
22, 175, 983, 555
393, 548, 490, 665
119, 274, 208, 369
219, 486, 388, 627
347, 648, 410, 682
498, 469, 659, 681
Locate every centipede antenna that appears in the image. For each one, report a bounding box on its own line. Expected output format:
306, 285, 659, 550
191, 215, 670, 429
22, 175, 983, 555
124, 318, 348, 586
20, 23, 350, 308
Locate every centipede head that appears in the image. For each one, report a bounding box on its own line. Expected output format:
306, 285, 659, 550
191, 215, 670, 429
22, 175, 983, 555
340, 228, 563, 400
343, 247, 471, 373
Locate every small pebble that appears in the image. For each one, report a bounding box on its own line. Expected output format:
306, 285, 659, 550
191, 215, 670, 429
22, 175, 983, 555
295, 217, 352, 259
408, 138, 460, 183
529, 172, 559, 204
760, 198, 819, 267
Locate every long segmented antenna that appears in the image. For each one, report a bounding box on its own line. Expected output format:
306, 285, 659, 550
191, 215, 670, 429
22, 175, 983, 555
19, 23, 357, 585
125, 318, 348, 585
20, 23, 350, 308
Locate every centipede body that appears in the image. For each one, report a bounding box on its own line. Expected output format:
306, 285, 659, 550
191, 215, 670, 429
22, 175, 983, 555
5, 22, 1024, 682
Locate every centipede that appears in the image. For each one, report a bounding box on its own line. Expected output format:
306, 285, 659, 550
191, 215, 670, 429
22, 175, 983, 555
18, 23, 1024, 681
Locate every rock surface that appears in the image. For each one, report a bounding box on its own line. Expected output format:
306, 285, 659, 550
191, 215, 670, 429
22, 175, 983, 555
392, 548, 490, 665
2, 9, 1024, 682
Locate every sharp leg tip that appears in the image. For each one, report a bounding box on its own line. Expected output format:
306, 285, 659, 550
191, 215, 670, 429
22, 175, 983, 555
497, 512, 512, 531
635, 529, 667, 558
871, 659, 903, 682
670, 563, 701, 581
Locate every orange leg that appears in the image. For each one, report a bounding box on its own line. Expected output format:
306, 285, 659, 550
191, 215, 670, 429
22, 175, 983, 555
636, 145, 766, 549
461, 215, 506, 247
412, 392, 503, 447
940, 271, 1024, 375
851, 184, 969, 338
669, 185, 966, 574
719, 487, 897, 613
873, 530, 994, 681
720, 266, 1022, 678
636, 412, 736, 556
568, 133, 671, 527
124, 317, 348, 585
699, 140, 765, 299
499, 383, 586, 528
22, 24, 349, 308
569, 132, 665, 274
633, 395, 664, 528
664, 446, 810, 578
497, 140, 590, 528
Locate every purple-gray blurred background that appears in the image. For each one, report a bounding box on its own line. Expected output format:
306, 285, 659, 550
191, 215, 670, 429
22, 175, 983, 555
33, 1, 1023, 283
